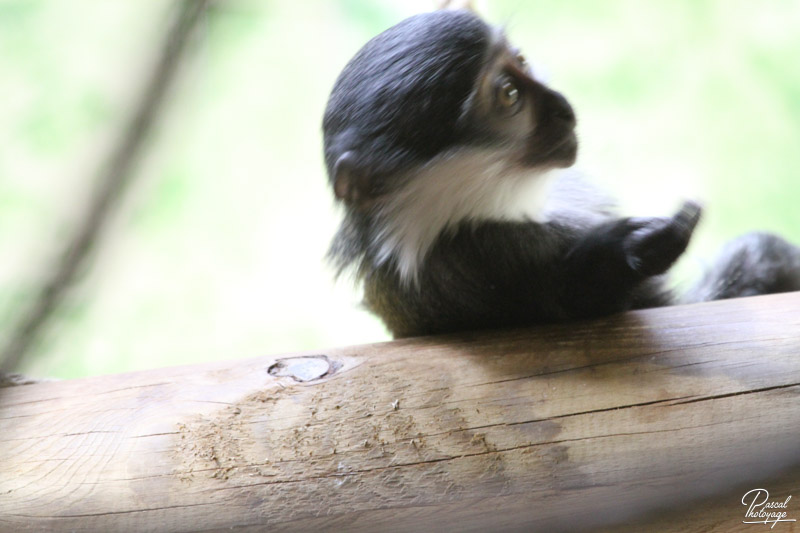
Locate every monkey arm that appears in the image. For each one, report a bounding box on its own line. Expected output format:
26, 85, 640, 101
560, 201, 701, 317
363, 202, 700, 338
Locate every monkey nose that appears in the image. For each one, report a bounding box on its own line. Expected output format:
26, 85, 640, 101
546, 89, 576, 127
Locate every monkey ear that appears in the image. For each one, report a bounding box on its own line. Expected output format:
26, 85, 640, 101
333, 151, 375, 207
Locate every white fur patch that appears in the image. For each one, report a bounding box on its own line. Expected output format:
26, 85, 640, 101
373, 148, 557, 284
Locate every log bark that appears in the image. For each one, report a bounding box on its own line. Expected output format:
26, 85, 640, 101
2, 292, 800, 532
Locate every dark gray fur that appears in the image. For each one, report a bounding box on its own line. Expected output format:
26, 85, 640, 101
684, 232, 800, 303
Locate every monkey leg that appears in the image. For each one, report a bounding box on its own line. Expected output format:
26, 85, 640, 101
684, 232, 800, 303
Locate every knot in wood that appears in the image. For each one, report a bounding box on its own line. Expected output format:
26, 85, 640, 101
267, 355, 339, 382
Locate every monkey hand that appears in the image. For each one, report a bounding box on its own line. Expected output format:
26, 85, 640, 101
560, 201, 701, 317
622, 201, 702, 277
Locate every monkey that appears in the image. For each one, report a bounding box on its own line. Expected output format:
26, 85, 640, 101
322, 9, 800, 338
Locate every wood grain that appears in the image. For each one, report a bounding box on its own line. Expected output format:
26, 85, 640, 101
2, 292, 800, 532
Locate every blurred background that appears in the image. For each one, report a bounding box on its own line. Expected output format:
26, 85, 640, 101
0, 0, 798, 379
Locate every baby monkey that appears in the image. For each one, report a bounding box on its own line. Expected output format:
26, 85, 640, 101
323, 10, 800, 337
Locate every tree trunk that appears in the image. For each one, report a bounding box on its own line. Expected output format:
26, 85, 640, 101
2, 292, 800, 532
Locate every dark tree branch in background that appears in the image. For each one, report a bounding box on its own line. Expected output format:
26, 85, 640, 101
0, 0, 210, 373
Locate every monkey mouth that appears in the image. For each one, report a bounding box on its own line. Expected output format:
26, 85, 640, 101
550, 131, 578, 167
524, 130, 578, 168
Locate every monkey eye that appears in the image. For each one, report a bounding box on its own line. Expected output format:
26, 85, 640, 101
495, 78, 521, 113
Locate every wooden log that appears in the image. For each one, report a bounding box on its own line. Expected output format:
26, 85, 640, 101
2, 292, 800, 532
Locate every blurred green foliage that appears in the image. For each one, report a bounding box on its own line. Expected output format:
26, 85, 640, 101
0, 0, 798, 378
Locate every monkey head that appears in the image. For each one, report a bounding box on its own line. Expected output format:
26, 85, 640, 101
323, 9, 578, 282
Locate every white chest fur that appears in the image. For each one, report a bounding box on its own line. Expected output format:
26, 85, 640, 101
373, 148, 558, 284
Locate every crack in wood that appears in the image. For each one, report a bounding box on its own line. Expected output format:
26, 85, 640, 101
16, 501, 212, 518
671, 382, 800, 405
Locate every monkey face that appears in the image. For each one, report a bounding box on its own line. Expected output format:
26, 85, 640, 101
466, 41, 578, 170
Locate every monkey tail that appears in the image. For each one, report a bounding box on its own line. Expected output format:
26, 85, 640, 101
682, 231, 800, 304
